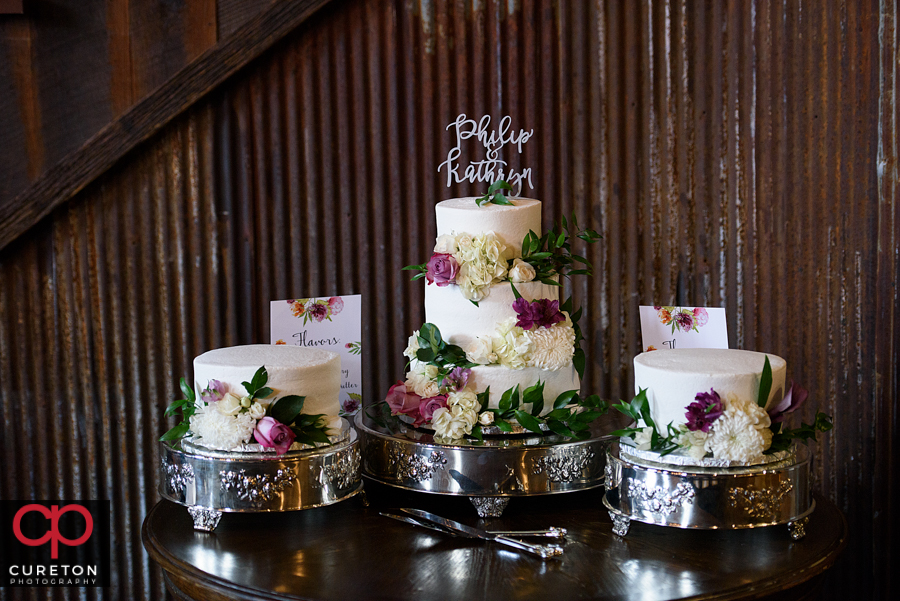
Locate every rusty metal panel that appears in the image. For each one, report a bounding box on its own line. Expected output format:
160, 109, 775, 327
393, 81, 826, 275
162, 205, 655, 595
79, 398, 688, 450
0, 0, 896, 599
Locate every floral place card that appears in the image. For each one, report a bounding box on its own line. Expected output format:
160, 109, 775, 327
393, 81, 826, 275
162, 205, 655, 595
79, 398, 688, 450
270, 295, 362, 417
639, 305, 728, 352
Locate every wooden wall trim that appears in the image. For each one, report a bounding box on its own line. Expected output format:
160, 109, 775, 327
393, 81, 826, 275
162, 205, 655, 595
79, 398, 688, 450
0, 0, 333, 252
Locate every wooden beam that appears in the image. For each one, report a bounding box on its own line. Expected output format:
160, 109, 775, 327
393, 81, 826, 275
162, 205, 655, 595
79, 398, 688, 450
0, 0, 333, 251
0, 0, 24, 15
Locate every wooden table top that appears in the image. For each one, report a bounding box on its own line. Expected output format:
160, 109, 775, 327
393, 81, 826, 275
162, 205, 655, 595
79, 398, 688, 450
142, 481, 847, 601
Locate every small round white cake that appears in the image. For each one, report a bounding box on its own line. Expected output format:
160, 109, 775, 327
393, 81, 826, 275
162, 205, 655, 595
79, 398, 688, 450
194, 344, 341, 418
435, 197, 541, 255
634, 348, 787, 429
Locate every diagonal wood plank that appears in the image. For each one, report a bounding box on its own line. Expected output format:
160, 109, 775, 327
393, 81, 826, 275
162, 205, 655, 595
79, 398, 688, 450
0, 0, 333, 251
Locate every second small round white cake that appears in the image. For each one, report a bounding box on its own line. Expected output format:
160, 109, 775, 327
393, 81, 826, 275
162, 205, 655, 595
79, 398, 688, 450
634, 348, 787, 429
193, 345, 341, 418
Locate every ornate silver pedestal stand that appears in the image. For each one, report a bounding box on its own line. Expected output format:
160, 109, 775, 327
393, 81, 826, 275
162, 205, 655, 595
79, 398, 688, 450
602, 442, 814, 539
158, 420, 362, 532
356, 412, 622, 517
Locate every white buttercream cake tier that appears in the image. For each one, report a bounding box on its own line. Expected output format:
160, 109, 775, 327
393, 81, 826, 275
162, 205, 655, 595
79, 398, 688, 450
193, 344, 341, 418
425, 280, 560, 348
469, 364, 580, 414
633, 348, 787, 430
435, 197, 541, 255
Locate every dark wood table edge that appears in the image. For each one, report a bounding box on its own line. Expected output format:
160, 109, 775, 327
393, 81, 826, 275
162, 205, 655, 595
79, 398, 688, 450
141, 493, 849, 601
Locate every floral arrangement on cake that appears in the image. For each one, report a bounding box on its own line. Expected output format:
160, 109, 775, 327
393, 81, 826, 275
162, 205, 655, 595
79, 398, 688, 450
287, 296, 344, 324
612, 357, 833, 464
160, 366, 338, 455
655, 305, 709, 334
373, 323, 607, 443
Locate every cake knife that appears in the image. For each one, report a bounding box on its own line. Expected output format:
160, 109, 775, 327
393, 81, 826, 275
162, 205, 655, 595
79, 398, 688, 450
380, 512, 567, 539
399, 508, 564, 559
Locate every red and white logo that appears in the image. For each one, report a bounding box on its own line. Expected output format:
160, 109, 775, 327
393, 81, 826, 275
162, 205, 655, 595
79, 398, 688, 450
13, 504, 94, 559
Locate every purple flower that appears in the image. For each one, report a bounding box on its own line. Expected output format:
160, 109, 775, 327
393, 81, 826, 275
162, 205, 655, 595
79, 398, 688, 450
675, 311, 694, 332
200, 380, 227, 403
308, 303, 328, 322
254, 417, 296, 455
441, 367, 471, 392
685, 388, 725, 432
385, 380, 422, 416
513, 298, 566, 330
425, 253, 460, 287
417, 395, 448, 426
342, 397, 361, 414
768, 381, 809, 423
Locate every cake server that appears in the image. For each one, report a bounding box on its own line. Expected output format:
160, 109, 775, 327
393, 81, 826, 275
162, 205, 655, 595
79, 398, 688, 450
381, 512, 567, 539
399, 508, 564, 559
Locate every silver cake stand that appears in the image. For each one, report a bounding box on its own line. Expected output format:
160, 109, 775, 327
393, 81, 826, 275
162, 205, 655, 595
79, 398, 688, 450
355, 411, 627, 517
158, 419, 362, 532
603, 441, 815, 539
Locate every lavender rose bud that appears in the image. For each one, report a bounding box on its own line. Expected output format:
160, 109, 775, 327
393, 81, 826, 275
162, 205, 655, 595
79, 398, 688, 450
200, 379, 227, 403
441, 367, 471, 392
254, 417, 296, 455
425, 253, 460, 287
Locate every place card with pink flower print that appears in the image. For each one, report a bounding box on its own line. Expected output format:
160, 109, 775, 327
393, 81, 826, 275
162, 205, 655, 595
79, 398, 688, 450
270, 295, 362, 417
639, 305, 728, 352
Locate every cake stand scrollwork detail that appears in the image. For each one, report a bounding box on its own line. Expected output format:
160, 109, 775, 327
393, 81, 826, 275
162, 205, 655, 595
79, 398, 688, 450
469, 497, 511, 518
627, 479, 696, 516
728, 481, 794, 520
609, 511, 631, 537
389, 446, 448, 482
161, 460, 195, 497
787, 516, 809, 540
319, 447, 362, 489
219, 469, 296, 508
187, 506, 222, 532
531, 447, 596, 483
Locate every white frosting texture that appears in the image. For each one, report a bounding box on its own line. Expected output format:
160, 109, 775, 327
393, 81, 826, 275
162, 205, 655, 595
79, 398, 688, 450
633, 349, 787, 429
425, 280, 560, 348
468, 364, 580, 414
435, 197, 541, 255
194, 345, 341, 418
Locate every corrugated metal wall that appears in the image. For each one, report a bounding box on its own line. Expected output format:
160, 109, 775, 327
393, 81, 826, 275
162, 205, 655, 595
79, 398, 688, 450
0, 0, 896, 599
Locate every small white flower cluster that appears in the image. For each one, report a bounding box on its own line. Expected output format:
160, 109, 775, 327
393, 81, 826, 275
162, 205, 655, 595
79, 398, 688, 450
189, 392, 266, 451
465, 315, 575, 371
434, 231, 516, 301
405, 361, 442, 398
431, 390, 480, 441
674, 393, 773, 463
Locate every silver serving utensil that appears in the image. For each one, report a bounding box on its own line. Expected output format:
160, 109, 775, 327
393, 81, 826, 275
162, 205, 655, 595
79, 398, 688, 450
400, 508, 564, 559
381, 512, 566, 540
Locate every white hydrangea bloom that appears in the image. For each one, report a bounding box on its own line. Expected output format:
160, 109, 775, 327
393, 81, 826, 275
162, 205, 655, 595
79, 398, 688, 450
465, 336, 497, 365
706, 393, 773, 462
190, 406, 257, 451
491, 318, 533, 370
448, 390, 479, 412
403, 330, 421, 360
453, 232, 509, 301
526, 318, 575, 371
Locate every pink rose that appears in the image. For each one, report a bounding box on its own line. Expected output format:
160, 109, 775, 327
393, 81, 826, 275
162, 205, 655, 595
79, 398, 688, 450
385, 380, 421, 415
425, 253, 459, 287
328, 297, 344, 315
417, 395, 448, 426
692, 307, 709, 327
254, 417, 296, 455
